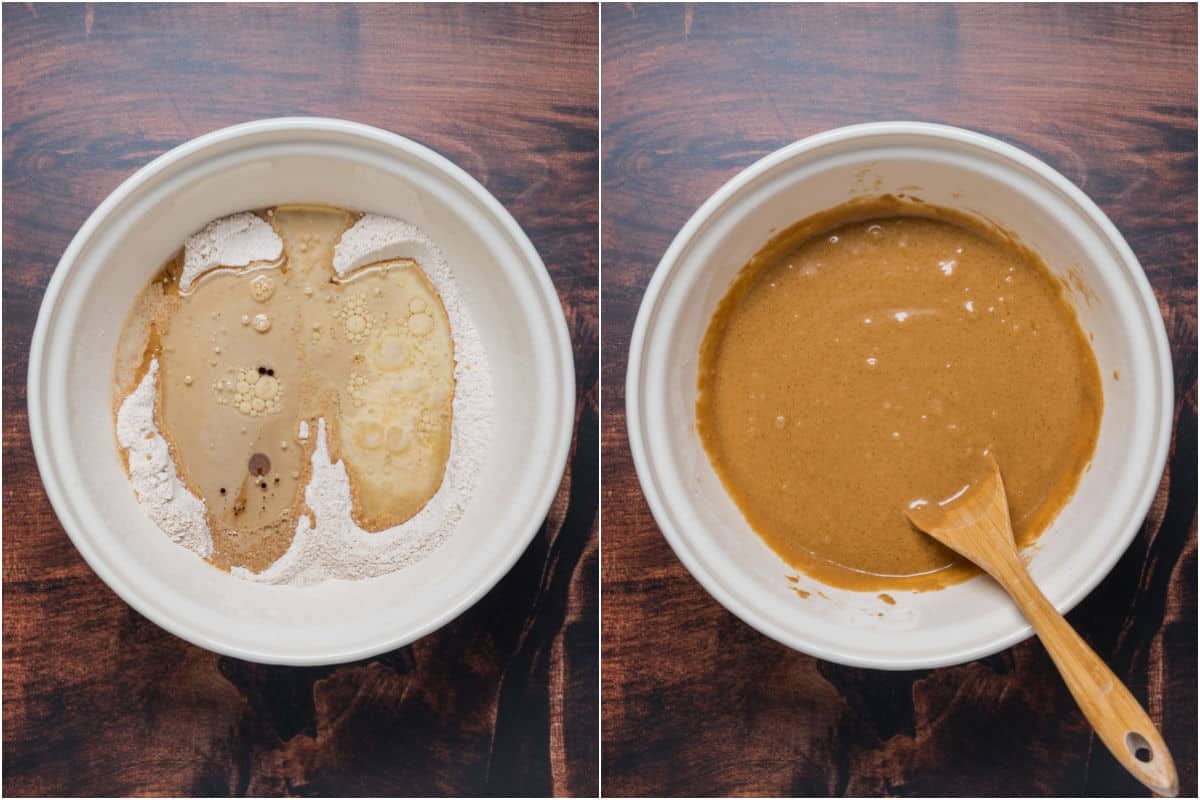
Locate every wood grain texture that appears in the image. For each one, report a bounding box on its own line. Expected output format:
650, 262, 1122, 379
601, 4, 1196, 797
3, 4, 597, 797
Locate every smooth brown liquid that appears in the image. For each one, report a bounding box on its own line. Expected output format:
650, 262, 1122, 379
114, 205, 454, 573
697, 197, 1103, 591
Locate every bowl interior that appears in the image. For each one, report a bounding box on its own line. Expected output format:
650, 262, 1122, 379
632, 127, 1169, 668
32, 122, 572, 664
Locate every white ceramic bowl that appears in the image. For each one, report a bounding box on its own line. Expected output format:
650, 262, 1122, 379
29, 118, 575, 665
627, 121, 1172, 670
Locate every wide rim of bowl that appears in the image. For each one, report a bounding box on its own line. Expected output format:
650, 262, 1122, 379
626, 120, 1173, 670
28, 116, 576, 665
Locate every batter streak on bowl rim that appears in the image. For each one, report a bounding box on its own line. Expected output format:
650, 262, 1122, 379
113, 204, 494, 584
696, 195, 1103, 592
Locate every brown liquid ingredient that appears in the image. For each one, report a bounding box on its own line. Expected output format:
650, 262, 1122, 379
697, 196, 1103, 591
114, 205, 455, 574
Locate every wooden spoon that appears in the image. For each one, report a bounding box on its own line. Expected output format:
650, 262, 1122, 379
905, 454, 1178, 797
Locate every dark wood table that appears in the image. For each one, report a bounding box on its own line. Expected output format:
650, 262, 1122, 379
602, 4, 1196, 796
3, 4, 597, 796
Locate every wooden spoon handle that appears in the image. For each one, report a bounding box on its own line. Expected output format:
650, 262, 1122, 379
999, 565, 1178, 796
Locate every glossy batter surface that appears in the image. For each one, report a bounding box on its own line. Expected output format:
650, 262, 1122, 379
697, 197, 1103, 590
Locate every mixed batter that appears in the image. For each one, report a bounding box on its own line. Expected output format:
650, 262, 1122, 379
697, 196, 1103, 591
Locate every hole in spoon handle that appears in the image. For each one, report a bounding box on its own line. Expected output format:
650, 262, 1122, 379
1125, 731, 1154, 763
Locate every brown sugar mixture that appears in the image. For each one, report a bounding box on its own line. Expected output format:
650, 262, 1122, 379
113, 205, 455, 574
696, 196, 1103, 591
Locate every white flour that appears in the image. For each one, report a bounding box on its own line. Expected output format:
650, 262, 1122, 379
332, 213, 437, 276
181, 212, 282, 290
118, 212, 493, 585
116, 360, 213, 558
